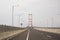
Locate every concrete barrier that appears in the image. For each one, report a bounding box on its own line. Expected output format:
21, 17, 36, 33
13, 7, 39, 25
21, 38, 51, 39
34, 28, 60, 34
0, 29, 26, 40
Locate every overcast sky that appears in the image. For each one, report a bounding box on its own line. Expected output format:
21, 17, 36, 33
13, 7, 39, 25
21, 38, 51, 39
0, 0, 60, 27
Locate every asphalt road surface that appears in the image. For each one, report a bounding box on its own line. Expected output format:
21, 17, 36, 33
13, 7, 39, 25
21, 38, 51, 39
4, 28, 60, 40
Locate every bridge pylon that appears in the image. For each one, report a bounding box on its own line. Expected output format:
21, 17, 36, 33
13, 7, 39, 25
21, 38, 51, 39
28, 14, 33, 28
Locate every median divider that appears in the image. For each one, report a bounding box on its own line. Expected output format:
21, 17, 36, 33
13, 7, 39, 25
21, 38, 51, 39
34, 28, 60, 34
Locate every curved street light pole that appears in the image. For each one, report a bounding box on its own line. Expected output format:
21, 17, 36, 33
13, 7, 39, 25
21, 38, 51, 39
12, 5, 19, 26
12, 5, 14, 26
19, 15, 20, 26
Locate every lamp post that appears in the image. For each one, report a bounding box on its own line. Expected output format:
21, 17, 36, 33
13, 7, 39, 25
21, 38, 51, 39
51, 17, 53, 27
12, 5, 14, 26
18, 13, 26, 27
56, 14, 60, 27
12, 5, 19, 26
19, 15, 20, 27
47, 19, 48, 27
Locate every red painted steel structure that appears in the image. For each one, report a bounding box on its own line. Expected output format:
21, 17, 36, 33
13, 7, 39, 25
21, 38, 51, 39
28, 14, 33, 27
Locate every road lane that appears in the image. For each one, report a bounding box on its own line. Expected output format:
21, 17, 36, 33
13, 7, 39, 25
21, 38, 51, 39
29, 28, 60, 40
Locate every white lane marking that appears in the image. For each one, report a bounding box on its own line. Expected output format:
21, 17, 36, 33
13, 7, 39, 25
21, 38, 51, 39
26, 30, 30, 40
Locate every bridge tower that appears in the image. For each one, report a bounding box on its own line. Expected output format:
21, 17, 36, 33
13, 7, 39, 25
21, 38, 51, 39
28, 14, 33, 27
